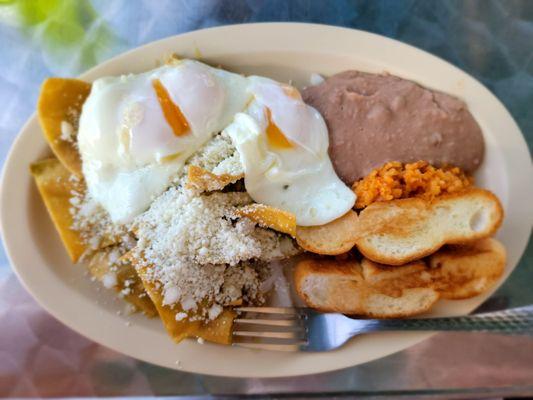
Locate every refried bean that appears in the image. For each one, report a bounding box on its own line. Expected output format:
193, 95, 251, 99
302, 71, 485, 185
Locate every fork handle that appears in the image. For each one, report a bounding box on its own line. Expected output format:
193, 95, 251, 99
361, 305, 533, 335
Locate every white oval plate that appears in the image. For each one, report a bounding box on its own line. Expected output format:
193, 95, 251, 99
1, 23, 532, 378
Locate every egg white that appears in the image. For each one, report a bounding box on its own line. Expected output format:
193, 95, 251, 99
78, 61, 355, 226
78, 60, 251, 223
224, 77, 355, 226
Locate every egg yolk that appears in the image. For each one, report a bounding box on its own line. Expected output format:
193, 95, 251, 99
265, 108, 294, 150
152, 79, 190, 137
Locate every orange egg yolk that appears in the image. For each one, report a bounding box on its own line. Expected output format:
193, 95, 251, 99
265, 108, 294, 150
152, 79, 190, 137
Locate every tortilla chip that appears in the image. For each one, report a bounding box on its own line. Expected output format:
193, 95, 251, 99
236, 203, 296, 237
131, 257, 234, 344
186, 165, 243, 193
87, 249, 158, 317
37, 78, 92, 176
30, 158, 87, 262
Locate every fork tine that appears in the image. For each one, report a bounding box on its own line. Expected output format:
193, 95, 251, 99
234, 318, 300, 327
233, 342, 302, 351
235, 306, 299, 315
233, 330, 304, 339
232, 307, 308, 351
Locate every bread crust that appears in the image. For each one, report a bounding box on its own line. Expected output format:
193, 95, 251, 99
428, 238, 506, 299
294, 238, 506, 317
294, 256, 439, 318
295, 210, 359, 255
355, 188, 504, 265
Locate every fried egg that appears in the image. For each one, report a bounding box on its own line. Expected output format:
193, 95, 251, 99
78, 60, 251, 223
224, 76, 356, 226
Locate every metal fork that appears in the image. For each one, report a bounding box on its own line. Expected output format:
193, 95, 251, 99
233, 305, 533, 351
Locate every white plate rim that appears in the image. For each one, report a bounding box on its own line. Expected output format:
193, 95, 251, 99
1, 22, 532, 378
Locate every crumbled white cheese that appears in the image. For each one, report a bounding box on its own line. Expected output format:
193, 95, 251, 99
134, 188, 294, 267
181, 297, 197, 312
212, 153, 243, 176
132, 186, 298, 318
175, 312, 187, 321
70, 190, 131, 253
102, 272, 117, 288
181, 131, 244, 178
163, 286, 179, 305
60, 121, 75, 142
208, 304, 223, 320
108, 248, 121, 264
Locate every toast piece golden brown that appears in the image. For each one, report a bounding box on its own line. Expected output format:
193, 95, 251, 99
355, 188, 503, 265
37, 78, 91, 176
294, 257, 439, 318
361, 258, 433, 297
295, 210, 359, 255
294, 238, 506, 316
428, 238, 506, 299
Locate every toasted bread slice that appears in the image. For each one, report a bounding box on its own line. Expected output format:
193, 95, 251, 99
294, 257, 366, 313
294, 257, 439, 318
364, 238, 506, 300
361, 289, 439, 319
295, 237, 506, 316
428, 238, 506, 299
361, 258, 433, 297
296, 210, 359, 255
355, 188, 503, 265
